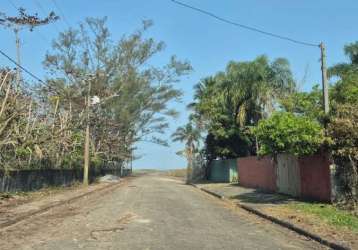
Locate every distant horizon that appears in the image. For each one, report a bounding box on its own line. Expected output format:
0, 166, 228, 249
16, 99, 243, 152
1, 0, 357, 169
133, 166, 186, 170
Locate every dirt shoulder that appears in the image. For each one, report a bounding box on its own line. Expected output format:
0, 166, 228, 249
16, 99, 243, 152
0, 178, 131, 228
261, 203, 358, 249
195, 182, 358, 250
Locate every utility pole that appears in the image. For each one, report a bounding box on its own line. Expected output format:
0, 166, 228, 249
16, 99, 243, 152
83, 76, 92, 186
320, 42, 329, 114
82, 87, 119, 185
130, 148, 133, 175
0, 8, 58, 88
14, 26, 21, 88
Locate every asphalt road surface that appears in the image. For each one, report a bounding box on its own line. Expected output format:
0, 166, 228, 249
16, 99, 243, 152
0, 173, 324, 250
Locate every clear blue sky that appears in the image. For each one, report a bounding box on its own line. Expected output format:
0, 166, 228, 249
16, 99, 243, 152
1, 0, 357, 169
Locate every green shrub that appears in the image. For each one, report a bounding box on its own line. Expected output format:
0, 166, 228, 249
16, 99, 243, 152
254, 112, 324, 156
328, 104, 358, 205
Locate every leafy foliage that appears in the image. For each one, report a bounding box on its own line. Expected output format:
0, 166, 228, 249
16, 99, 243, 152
254, 112, 324, 156
0, 18, 191, 170
280, 84, 325, 121
329, 41, 358, 78
328, 105, 358, 161
328, 104, 358, 204
327, 41, 358, 205
191, 56, 295, 160
171, 121, 201, 182
172, 121, 201, 162
40, 18, 191, 168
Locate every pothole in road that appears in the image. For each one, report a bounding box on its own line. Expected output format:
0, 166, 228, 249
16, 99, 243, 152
117, 212, 138, 224
90, 212, 138, 240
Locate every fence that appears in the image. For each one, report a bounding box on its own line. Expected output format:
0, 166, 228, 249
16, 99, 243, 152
206, 153, 333, 201
0, 167, 129, 193
208, 159, 238, 183
237, 153, 332, 202
237, 156, 276, 192
298, 154, 331, 201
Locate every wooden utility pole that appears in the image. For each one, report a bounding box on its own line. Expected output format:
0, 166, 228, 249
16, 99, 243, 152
82, 84, 119, 184
130, 148, 133, 175
0, 8, 58, 87
320, 42, 329, 114
14, 26, 21, 88
83, 76, 92, 186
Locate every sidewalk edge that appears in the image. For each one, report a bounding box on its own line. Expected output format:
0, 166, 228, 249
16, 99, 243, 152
191, 184, 350, 250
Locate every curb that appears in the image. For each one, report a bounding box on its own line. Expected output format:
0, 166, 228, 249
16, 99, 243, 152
0, 179, 128, 229
191, 184, 350, 250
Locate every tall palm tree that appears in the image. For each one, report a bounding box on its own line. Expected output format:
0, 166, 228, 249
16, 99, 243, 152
172, 122, 201, 181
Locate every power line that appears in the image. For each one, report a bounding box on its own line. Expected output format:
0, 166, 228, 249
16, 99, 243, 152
170, 0, 319, 48
7, 0, 17, 10
33, 0, 62, 33
0, 49, 46, 84
50, 0, 71, 28
5, 0, 49, 43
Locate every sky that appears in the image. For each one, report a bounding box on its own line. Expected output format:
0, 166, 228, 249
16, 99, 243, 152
1, 0, 357, 170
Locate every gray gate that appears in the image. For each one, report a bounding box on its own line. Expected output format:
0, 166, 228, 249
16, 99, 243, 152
276, 154, 301, 197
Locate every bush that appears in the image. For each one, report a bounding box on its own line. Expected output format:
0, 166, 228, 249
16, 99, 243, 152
254, 112, 324, 156
328, 104, 358, 205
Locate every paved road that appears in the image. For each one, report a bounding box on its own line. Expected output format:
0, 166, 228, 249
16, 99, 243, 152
0, 174, 324, 250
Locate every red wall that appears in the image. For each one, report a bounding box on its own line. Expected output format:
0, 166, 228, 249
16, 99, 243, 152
299, 154, 331, 202
237, 156, 276, 192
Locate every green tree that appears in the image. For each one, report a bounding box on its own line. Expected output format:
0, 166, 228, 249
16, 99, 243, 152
328, 104, 358, 205
191, 55, 295, 160
42, 18, 192, 168
329, 42, 358, 78
254, 112, 325, 156
327, 42, 358, 206
172, 122, 201, 164
172, 121, 201, 180
280, 84, 324, 121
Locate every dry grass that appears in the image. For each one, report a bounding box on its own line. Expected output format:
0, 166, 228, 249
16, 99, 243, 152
166, 169, 187, 178
0, 181, 83, 208
261, 202, 358, 249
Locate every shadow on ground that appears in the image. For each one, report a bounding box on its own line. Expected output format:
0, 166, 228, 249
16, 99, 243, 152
231, 190, 294, 205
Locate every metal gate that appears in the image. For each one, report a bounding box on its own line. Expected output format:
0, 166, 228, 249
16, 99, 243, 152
276, 154, 301, 197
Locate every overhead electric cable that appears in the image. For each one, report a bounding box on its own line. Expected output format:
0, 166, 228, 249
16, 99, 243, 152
170, 0, 319, 48
6, 0, 49, 43
50, 0, 71, 27
0, 49, 46, 84
7, 0, 17, 10
33, 0, 62, 33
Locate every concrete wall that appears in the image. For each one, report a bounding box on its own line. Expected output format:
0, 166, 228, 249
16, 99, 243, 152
299, 154, 331, 202
237, 156, 276, 192
0, 168, 126, 193
237, 154, 332, 202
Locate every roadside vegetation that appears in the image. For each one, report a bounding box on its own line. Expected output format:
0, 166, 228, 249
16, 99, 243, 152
166, 169, 187, 178
0, 10, 191, 172
175, 42, 358, 208
287, 202, 358, 232
0, 181, 82, 207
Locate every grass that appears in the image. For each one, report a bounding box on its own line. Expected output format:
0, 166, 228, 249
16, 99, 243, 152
166, 169, 187, 178
0, 181, 82, 201
288, 202, 358, 232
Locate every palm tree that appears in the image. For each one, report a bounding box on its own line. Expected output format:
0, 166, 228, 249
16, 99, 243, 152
172, 122, 201, 182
